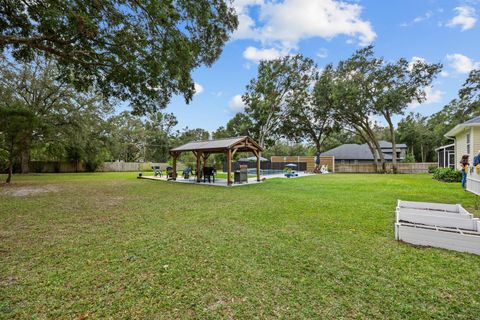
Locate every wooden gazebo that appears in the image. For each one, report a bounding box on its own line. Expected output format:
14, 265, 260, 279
169, 136, 263, 185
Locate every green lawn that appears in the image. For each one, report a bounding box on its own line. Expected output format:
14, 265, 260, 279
1, 173, 479, 319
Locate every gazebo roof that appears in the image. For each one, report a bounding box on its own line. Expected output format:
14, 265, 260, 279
170, 136, 262, 153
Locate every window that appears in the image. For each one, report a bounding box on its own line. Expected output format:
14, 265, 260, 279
467, 133, 471, 155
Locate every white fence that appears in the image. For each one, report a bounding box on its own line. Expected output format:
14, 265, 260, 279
467, 170, 480, 196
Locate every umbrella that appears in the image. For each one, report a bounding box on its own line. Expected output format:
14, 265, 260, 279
285, 163, 297, 168
238, 156, 269, 162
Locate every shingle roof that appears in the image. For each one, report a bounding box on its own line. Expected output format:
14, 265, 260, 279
323, 141, 408, 161
464, 116, 480, 125
323, 144, 392, 160
378, 140, 407, 148
170, 136, 262, 152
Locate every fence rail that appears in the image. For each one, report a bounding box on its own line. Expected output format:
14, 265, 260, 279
336, 162, 437, 173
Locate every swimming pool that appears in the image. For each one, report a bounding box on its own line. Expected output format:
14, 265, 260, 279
247, 169, 285, 176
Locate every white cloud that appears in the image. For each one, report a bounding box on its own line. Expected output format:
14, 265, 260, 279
409, 86, 445, 109
317, 48, 328, 58
194, 83, 204, 95
233, 0, 376, 51
446, 6, 477, 31
440, 70, 450, 77
229, 94, 246, 113
446, 53, 480, 73
401, 11, 433, 27
243, 46, 283, 62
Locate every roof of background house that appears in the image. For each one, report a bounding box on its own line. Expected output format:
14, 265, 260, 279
323, 143, 393, 160
445, 116, 480, 137
378, 140, 407, 148
323, 141, 407, 161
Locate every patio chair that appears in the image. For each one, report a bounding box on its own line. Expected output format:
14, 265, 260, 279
152, 165, 162, 177
166, 166, 174, 180
203, 167, 216, 183
183, 167, 192, 179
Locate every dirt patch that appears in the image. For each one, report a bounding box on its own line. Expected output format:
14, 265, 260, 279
0, 276, 18, 287
0, 184, 62, 197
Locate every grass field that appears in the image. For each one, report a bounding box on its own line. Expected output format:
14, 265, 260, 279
1, 173, 479, 319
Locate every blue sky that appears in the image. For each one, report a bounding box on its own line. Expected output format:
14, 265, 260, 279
163, 0, 480, 132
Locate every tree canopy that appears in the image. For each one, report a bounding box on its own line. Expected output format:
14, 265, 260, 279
0, 0, 238, 114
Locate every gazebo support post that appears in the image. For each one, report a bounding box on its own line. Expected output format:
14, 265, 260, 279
172, 152, 178, 180
202, 153, 210, 182
253, 150, 261, 182
196, 151, 202, 182
227, 149, 232, 185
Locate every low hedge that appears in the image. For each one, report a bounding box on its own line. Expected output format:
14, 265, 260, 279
432, 167, 462, 183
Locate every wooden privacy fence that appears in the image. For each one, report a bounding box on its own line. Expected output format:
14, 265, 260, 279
100, 162, 178, 172
270, 156, 335, 172
336, 162, 437, 173
24, 161, 184, 173
29, 161, 86, 173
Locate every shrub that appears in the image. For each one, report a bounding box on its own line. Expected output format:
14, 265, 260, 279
428, 165, 438, 174
402, 152, 415, 163
432, 167, 462, 182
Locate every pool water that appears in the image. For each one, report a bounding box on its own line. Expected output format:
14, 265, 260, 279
247, 169, 285, 176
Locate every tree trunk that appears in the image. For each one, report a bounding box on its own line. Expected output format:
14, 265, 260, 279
386, 119, 397, 174
421, 144, 425, 163
258, 133, 265, 149
6, 139, 15, 183
355, 126, 380, 171
371, 138, 386, 173
6, 161, 13, 183
314, 140, 321, 153
20, 136, 31, 174
363, 125, 386, 173
365, 140, 377, 163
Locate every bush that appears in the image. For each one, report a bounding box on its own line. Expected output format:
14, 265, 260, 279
428, 165, 438, 174
432, 167, 462, 182
402, 152, 415, 163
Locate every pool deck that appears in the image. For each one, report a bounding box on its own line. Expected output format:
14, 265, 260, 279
139, 172, 315, 187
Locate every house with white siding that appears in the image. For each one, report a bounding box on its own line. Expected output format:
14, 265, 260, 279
445, 116, 480, 195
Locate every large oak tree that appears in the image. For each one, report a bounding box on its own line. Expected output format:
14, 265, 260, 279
0, 0, 238, 114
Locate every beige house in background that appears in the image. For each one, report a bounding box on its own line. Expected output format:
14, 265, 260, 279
445, 116, 480, 195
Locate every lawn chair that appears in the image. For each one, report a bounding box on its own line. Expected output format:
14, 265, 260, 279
166, 166, 174, 180
203, 167, 216, 183
152, 165, 162, 177
183, 167, 192, 179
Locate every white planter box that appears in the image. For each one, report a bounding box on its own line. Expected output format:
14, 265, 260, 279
397, 200, 463, 213
395, 200, 480, 255
395, 223, 480, 255
396, 207, 473, 219
396, 210, 479, 231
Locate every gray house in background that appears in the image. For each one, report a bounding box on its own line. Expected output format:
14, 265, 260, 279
323, 141, 407, 164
